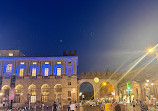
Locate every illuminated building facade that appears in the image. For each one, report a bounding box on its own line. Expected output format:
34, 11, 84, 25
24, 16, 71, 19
0, 50, 78, 107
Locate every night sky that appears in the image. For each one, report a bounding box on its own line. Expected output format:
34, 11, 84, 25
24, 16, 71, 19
0, 0, 158, 72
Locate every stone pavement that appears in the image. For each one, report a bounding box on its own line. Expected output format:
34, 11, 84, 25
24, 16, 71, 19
0, 103, 158, 111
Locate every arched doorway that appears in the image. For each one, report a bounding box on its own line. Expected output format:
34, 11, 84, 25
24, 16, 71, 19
54, 84, 62, 103
79, 82, 94, 100
1, 85, 10, 103
41, 84, 50, 102
28, 84, 36, 103
15, 85, 23, 103
100, 82, 114, 101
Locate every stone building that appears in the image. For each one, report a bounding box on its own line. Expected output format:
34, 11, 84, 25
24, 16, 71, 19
118, 65, 158, 103
0, 50, 78, 107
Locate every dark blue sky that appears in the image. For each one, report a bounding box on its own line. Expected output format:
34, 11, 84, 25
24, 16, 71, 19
0, 0, 158, 72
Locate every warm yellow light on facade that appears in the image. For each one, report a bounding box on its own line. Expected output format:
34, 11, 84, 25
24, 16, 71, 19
57, 62, 61, 64
146, 80, 149, 82
94, 77, 99, 83
45, 62, 49, 64
0, 93, 3, 96
33, 62, 37, 65
9, 53, 13, 56
79, 92, 82, 96
145, 83, 148, 86
20, 62, 25, 65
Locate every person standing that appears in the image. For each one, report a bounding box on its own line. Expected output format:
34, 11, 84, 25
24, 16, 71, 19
132, 99, 136, 111
99, 102, 105, 111
42, 103, 45, 111
52, 102, 57, 111
115, 102, 121, 111
123, 99, 127, 111
57, 103, 62, 111
140, 101, 148, 111
70, 102, 75, 111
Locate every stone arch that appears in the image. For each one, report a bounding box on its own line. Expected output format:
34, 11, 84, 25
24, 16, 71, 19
28, 84, 36, 103
15, 84, 23, 103
54, 84, 62, 103
79, 82, 94, 100
100, 82, 114, 99
41, 84, 50, 102
2, 85, 10, 97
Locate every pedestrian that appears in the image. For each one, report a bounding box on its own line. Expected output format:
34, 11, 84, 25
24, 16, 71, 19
132, 99, 136, 111
42, 103, 45, 111
70, 102, 75, 111
123, 99, 127, 111
140, 101, 148, 111
68, 102, 71, 111
99, 102, 105, 111
57, 103, 62, 111
34, 103, 36, 111
52, 102, 57, 111
149, 104, 156, 111
114, 102, 121, 111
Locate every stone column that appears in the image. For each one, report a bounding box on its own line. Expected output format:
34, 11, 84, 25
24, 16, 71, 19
22, 88, 28, 103
39, 61, 41, 76
51, 61, 54, 76
36, 86, 41, 102
13, 61, 17, 74
0, 62, 4, 76
73, 61, 77, 75
94, 84, 100, 99
64, 61, 66, 75
26, 62, 30, 76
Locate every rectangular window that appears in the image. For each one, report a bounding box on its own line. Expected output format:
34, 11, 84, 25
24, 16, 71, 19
14, 95, 21, 103
68, 82, 71, 86
20, 62, 25, 65
57, 68, 61, 76
68, 91, 71, 97
32, 68, 36, 76
41, 95, 49, 102
57, 62, 61, 64
6, 64, 12, 73
44, 68, 49, 76
19, 68, 24, 77
9, 53, 13, 56
33, 62, 37, 65
45, 62, 49, 65
31, 95, 36, 103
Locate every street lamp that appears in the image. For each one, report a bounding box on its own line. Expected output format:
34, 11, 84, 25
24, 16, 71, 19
148, 48, 154, 53
103, 82, 106, 86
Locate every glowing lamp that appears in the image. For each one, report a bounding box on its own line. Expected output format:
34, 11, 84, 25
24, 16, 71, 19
148, 48, 154, 53
94, 77, 99, 83
103, 82, 106, 86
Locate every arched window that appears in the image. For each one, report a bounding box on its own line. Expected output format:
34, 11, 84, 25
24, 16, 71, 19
28, 84, 36, 103
15, 85, 23, 103
32, 68, 36, 76
41, 84, 50, 102
19, 68, 24, 77
6, 64, 12, 73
